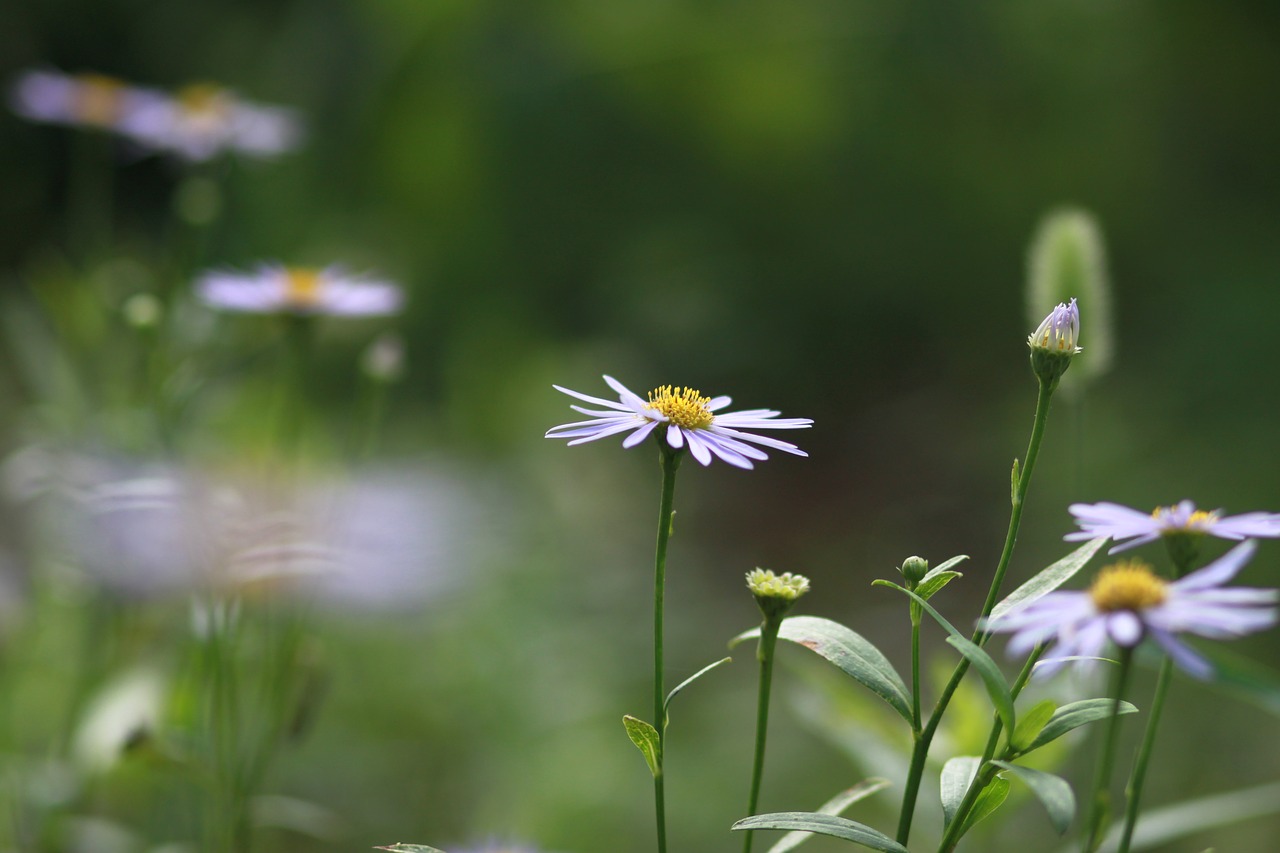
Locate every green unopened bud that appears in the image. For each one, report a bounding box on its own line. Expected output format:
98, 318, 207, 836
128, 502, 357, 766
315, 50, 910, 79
746, 569, 810, 620
898, 556, 929, 585
1027, 208, 1113, 386
122, 293, 162, 329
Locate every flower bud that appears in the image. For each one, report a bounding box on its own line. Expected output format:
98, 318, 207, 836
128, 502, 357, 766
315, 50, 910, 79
746, 568, 810, 620
1028, 298, 1081, 390
898, 556, 929, 585
1027, 208, 1112, 385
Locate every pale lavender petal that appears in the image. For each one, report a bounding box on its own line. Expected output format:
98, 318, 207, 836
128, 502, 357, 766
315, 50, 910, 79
1067, 502, 1160, 542
709, 426, 808, 456
621, 419, 661, 449
564, 421, 646, 445
1170, 540, 1257, 591
694, 430, 769, 461
714, 412, 813, 429
1211, 512, 1280, 539
545, 415, 638, 436
552, 385, 632, 412
1104, 532, 1163, 553
1147, 629, 1213, 679
1107, 611, 1143, 647
682, 430, 713, 466
602, 375, 648, 411
706, 395, 733, 411
698, 433, 756, 469
666, 424, 684, 449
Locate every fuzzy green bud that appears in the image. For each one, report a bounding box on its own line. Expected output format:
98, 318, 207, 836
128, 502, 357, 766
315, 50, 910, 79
747, 569, 810, 621
898, 556, 929, 585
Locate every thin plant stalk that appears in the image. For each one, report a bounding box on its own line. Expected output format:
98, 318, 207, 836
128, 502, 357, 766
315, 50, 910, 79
651, 446, 682, 853
1116, 657, 1171, 853
895, 378, 1057, 845
1082, 647, 1134, 853
741, 614, 783, 853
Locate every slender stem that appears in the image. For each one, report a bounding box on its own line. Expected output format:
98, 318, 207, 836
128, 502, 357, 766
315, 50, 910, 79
910, 602, 923, 734
1082, 648, 1134, 853
742, 617, 782, 853
895, 378, 1057, 845
1116, 656, 1172, 853
651, 447, 681, 853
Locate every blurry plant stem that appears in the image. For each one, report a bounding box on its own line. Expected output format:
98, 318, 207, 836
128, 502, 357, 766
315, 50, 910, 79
276, 315, 315, 467
651, 446, 681, 853
1115, 549, 1192, 853
936, 644, 1046, 851
741, 612, 783, 853
203, 597, 249, 853
352, 375, 390, 460
70, 131, 113, 261
895, 377, 1056, 845
1082, 647, 1134, 853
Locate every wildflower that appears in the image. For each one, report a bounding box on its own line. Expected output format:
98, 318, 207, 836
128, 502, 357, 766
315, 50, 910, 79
746, 569, 810, 601
121, 82, 302, 162
1027, 298, 1081, 389
544, 375, 812, 469
986, 541, 1277, 679
196, 264, 403, 316
1066, 500, 1280, 554
9, 69, 151, 132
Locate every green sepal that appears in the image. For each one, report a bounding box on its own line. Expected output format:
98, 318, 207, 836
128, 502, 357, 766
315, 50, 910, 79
876, 581, 1015, 736
664, 657, 731, 720
1023, 698, 1138, 753
731, 812, 907, 853
990, 760, 1075, 835
1010, 699, 1057, 753
732, 616, 913, 725
764, 778, 892, 853
622, 715, 661, 777
988, 538, 1108, 622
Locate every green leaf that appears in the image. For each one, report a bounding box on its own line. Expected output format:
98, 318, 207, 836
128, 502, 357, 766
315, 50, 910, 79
375, 846, 447, 853
731, 812, 907, 853
960, 775, 1010, 836
989, 538, 1108, 623
664, 657, 732, 718
622, 715, 661, 777
922, 554, 969, 580
764, 778, 892, 853
916, 571, 963, 601
1011, 458, 1020, 504
1024, 699, 1138, 753
940, 757, 981, 828
734, 616, 913, 725
1010, 699, 1058, 752
876, 580, 1015, 735
991, 761, 1076, 835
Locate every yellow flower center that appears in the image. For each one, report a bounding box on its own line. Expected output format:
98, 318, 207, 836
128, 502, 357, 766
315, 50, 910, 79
645, 386, 714, 430
1151, 506, 1218, 534
1089, 560, 1168, 613
74, 74, 125, 127
283, 268, 324, 307
176, 84, 232, 118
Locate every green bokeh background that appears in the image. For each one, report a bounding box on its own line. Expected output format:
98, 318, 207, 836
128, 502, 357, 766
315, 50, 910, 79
1, 2, 1278, 851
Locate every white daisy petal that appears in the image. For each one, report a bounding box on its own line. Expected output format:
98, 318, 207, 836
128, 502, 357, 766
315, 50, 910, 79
621, 419, 661, 449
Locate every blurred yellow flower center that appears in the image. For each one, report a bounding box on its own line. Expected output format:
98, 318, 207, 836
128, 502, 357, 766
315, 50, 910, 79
74, 74, 125, 126
177, 84, 232, 118
1152, 506, 1217, 532
1089, 561, 1168, 612
283, 269, 323, 306
645, 386, 714, 430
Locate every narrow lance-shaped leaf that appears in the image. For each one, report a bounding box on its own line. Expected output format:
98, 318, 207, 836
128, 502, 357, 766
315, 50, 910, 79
989, 538, 1108, 623
875, 581, 1015, 735
959, 775, 1010, 837
733, 616, 913, 725
992, 760, 1076, 835
623, 715, 660, 777
665, 657, 732, 718
941, 757, 981, 828
1010, 699, 1058, 752
765, 778, 892, 853
732, 812, 908, 853
1024, 698, 1138, 754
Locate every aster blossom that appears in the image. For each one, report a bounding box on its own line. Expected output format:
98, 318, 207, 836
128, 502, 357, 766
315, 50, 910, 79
985, 540, 1277, 679
1027, 297, 1081, 354
196, 264, 402, 316
544, 375, 812, 469
1066, 499, 1280, 554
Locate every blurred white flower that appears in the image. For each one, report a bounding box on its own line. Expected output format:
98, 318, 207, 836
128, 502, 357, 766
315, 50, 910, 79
197, 264, 403, 316
73, 667, 166, 772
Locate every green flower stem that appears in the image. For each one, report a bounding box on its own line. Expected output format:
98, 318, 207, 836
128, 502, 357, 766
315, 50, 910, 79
741, 614, 783, 853
895, 378, 1057, 845
1116, 657, 1171, 853
937, 644, 1048, 851
651, 446, 682, 853
1082, 647, 1134, 853
1115, 550, 1193, 853
910, 599, 923, 734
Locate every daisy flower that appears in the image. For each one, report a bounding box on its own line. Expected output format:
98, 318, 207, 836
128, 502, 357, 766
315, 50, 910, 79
986, 540, 1277, 679
544, 375, 812, 469
1027, 297, 1081, 354
9, 69, 152, 133
1066, 499, 1280, 554
119, 82, 302, 162
196, 265, 403, 316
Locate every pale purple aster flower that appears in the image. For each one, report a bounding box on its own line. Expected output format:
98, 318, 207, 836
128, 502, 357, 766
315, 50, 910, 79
9, 69, 154, 133
1066, 499, 1280, 554
545, 376, 812, 469
118, 82, 302, 162
196, 264, 402, 316
1027, 297, 1081, 354
986, 541, 1277, 679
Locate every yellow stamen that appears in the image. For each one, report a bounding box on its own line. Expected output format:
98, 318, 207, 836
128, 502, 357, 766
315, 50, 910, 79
74, 74, 125, 127
1089, 560, 1167, 613
283, 268, 324, 307
176, 84, 231, 117
645, 385, 714, 430
1151, 506, 1218, 532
